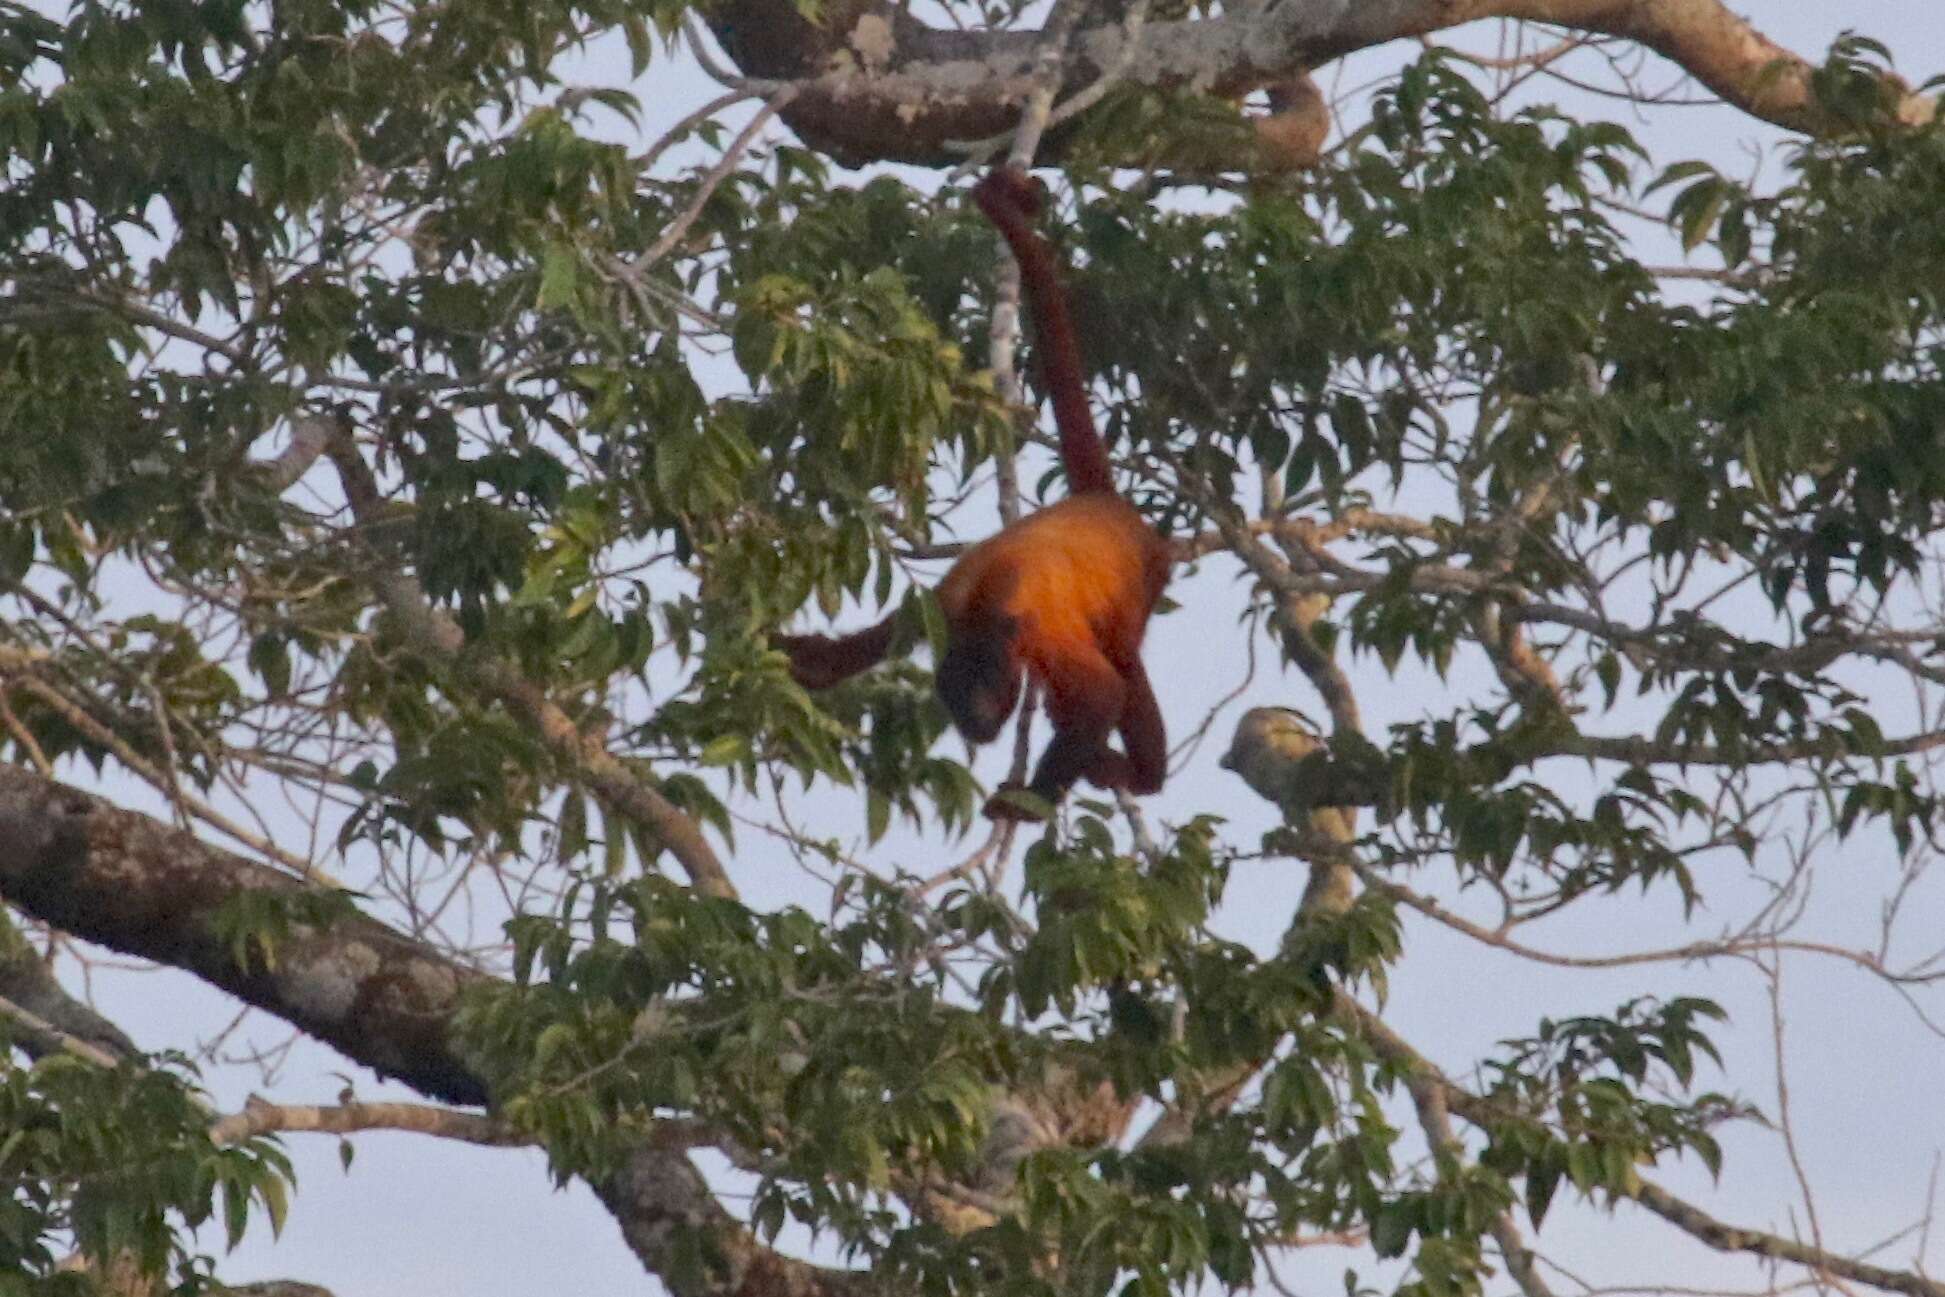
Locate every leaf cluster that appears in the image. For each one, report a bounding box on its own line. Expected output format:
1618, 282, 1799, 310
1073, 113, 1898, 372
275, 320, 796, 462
0, 1048, 292, 1295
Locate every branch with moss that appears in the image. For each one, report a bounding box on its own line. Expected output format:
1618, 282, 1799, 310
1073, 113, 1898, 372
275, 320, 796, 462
0, 764, 870, 1297
689, 0, 1932, 169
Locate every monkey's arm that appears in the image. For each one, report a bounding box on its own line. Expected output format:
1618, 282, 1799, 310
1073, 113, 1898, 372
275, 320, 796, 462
775, 615, 902, 690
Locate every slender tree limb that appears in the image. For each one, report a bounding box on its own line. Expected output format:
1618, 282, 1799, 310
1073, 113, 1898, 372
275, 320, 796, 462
1353, 864, 1945, 987
4, 281, 250, 364
1627, 1182, 1945, 1297
210, 1096, 528, 1148
1560, 728, 1945, 767
1174, 510, 1445, 561
635, 87, 761, 176
1204, 505, 1362, 736
638, 86, 801, 271
1337, 992, 1945, 1297
0, 990, 127, 1068
920, 509, 1448, 564
1392, 1020, 1557, 1297
1218, 553, 1939, 689
0, 913, 137, 1063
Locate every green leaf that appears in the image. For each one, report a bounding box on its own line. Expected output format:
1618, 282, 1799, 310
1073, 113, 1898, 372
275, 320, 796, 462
1525, 1160, 1561, 1228
538, 244, 579, 310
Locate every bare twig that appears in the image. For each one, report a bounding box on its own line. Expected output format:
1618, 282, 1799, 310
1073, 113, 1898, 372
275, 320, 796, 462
638, 86, 801, 271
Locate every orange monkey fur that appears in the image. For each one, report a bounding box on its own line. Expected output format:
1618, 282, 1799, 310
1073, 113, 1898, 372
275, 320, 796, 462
777, 168, 1170, 818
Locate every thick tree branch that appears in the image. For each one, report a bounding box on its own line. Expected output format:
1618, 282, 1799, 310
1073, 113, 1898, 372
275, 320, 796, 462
0, 765, 490, 1103
595, 1146, 873, 1297
696, 0, 1932, 168
0, 766, 867, 1297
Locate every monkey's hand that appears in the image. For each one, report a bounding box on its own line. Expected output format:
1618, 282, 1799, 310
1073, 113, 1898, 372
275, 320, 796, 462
775, 633, 856, 690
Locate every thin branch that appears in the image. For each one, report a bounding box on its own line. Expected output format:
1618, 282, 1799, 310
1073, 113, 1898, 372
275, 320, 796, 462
1, 663, 338, 884
1354, 865, 1945, 988
948, 0, 1153, 162
1630, 1183, 1945, 1297
1763, 958, 1833, 1288
683, 16, 788, 95
210, 1096, 527, 1148
1562, 729, 1945, 768
638, 86, 801, 272
1339, 993, 1945, 1297
1003, 0, 1092, 170
635, 87, 760, 176
0, 991, 126, 1068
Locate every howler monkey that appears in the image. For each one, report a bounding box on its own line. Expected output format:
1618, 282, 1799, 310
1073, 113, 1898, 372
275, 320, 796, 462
778, 168, 1170, 819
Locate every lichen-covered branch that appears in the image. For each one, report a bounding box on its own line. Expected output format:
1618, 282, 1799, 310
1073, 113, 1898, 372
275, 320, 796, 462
693, 0, 1932, 168
0, 765, 489, 1103
0, 765, 870, 1297
209, 1097, 527, 1149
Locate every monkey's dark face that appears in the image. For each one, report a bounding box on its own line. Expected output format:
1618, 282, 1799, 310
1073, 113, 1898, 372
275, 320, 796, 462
936, 616, 1022, 743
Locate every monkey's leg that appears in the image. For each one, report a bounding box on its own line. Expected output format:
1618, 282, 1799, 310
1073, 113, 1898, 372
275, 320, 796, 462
984, 647, 1124, 819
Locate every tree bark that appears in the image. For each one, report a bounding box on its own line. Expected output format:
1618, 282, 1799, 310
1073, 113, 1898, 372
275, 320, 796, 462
0, 766, 874, 1297
697, 0, 1932, 168
0, 766, 487, 1103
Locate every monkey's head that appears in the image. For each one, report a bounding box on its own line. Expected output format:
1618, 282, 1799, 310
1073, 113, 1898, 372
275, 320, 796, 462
935, 613, 1023, 743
